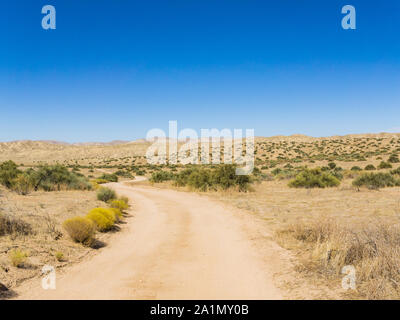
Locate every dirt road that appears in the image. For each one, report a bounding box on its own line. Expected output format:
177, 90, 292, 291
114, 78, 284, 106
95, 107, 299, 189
15, 182, 284, 299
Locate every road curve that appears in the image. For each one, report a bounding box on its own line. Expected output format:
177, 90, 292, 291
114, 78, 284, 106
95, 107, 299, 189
14, 182, 283, 299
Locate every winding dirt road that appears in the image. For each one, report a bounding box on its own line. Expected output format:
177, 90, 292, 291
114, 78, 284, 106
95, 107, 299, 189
15, 181, 284, 300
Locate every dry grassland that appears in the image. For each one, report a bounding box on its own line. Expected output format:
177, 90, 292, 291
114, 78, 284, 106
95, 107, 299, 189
0, 187, 119, 297
210, 180, 400, 299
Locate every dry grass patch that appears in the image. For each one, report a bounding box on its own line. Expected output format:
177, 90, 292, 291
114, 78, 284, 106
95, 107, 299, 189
278, 218, 400, 299
210, 179, 400, 299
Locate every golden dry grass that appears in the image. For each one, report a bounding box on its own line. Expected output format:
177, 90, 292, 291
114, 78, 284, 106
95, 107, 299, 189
209, 179, 400, 299
278, 218, 400, 299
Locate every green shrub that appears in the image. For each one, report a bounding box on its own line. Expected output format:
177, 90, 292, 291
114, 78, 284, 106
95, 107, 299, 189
271, 168, 298, 180
149, 165, 253, 192
328, 162, 336, 169
351, 166, 362, 171
55, 251, 64, 262
364, 164, 376, 171
211, 165, 251, 191
11, 174, 34, 195
174, 165, 251, 192
29, 165, 91, 191
186, 168, 213, 191
174, 168, 196, 187
110, 199, 129, 211
271, 168, 282, 175
150, 171, 175, 183
86, 208, 116, 231
378, 161, 392, 169
110, 208, 123, 220
0, 161, 21, 189
9, 249, 28, 267
119, 196, 129, 205
390, 167, 400, 175
327, 167, 344, 181
97, 187, 116, 202
352, 172, 400, 190
98, 173, 118, 182
93, 178, 108, 185
63, 217, 95, 245
288, 168, 340, 188
114, 170, 133, 178
388, 154, 400, 163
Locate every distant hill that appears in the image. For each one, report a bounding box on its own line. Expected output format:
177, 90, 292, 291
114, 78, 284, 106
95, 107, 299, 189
0, 132, 399, 166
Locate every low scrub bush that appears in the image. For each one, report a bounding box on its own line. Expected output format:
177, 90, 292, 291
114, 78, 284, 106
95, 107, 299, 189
288, 168, 340, 188
149, 165, 253, 192
174, 165, 251, 192
0, 213, 32, 236
182, 168, 212, 191
97, 187, 116, 202
0, 161, 21, 189
271, 168, 282, 175
119, 196, 129, 205
11, 174, 34, 195
98, 173, 118, 182
388, 154, 400, 163
90, 180, 100, 190
114, 170, 133, 178
211, 165, 251, 192
150, 171, 175, 183
30, 165, 92, 191
0, 163, 92, 193
110, 199, 129, 211
328, 162, 336, 169
86, 208, 116, 231
378, 161, 392, 169
364, 164, 376, 171
9, 249, 28, 268
55, 251, 64, 262
351, 166, 362, 171
110, 208, 123, 220
93, 178, 108, 185
352, 172, 400, 190
390, 167, 400, 175
330, 167, 343, 180
270, 168, 298, 180
62, 217, 95, 245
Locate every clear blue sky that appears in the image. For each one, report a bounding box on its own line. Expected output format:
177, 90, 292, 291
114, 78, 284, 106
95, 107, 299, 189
1, 0, 400, 142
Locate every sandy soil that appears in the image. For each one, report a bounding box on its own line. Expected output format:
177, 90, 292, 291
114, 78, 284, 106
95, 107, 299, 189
13, 181, 287, 300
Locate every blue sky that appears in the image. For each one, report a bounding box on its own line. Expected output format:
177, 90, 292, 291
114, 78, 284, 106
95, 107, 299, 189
1, 0, 399, 142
